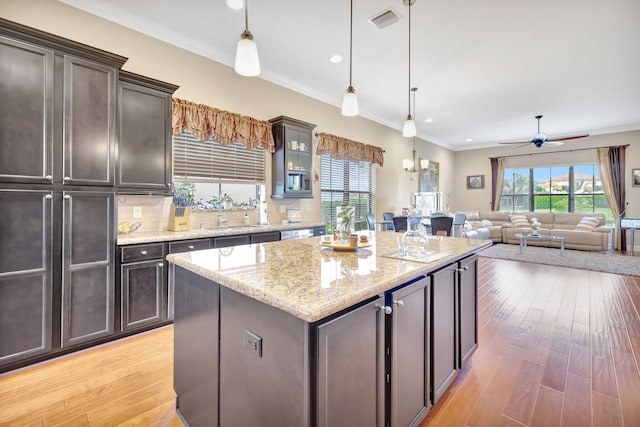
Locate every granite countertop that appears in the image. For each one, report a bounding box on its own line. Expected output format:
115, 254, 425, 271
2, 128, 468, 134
117, 221, 326, 245
167, 232, 492, 323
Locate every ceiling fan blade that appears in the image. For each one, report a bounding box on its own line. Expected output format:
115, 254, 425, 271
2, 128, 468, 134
498, 140, 531, 145
542, 141, 564, 147
547, 134, 590, 142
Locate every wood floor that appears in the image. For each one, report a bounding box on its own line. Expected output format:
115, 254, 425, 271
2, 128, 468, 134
1, 257, 639, 426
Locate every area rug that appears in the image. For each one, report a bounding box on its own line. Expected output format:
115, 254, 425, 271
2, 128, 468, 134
479, 244, 640, 277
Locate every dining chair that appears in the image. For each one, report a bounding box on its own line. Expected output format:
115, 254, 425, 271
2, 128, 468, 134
430, 216, 454, 236
392, 216, 408, 232
452, 213, 466, 237
366, 213, 375, 231
382, 212, 395, 231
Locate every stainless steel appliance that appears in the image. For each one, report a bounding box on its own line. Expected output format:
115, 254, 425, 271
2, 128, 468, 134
280, 228, 314, 240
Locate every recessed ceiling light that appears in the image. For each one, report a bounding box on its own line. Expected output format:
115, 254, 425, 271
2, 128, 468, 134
226, 0, 243, 10
329, 54, 343, 64
465, 138, 473, 142
425, 118, 433, 123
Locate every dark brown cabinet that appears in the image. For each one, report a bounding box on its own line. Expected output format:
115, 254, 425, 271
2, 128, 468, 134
316, 297, 386, 427
270, 116, 316, 199
389, 277, 431, 427
119, 243, 166, 332
117, 71, 177, 192
0, 190, 53, 365
458, 255, 478, 367
61, 192, 115, 347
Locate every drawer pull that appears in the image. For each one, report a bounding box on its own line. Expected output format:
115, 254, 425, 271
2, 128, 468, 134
63, 176, 71, 181
45, 175, 52, 180
377, 305, 393, 315
158, 263, 164, 268
394, 299, 404, 307
45, 194, 53, 200
140, 250, 148, 255
188, 245, 195, 250
64, 194, 71, 200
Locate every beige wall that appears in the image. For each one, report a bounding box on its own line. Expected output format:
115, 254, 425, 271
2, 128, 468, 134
453, 131, 640, 218
1, 0, 452, 223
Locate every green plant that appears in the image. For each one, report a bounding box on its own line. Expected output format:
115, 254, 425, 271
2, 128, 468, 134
337, 205, 355, 232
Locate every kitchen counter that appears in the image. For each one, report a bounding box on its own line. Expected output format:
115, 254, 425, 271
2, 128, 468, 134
167, 231, 491, 322
117, 221, 325, 245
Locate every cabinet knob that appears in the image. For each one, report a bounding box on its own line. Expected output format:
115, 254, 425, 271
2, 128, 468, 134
158, 263, 164, 268
140, 250, 148, 255
64, 194, 71, 200
187, 245, 195, 250
45, 175, 52, 180
394, 299, 404, 307
45, 194, 53, 200
63, 176, 71, 181
457, 266, 469, 272
377, 305, 393, 315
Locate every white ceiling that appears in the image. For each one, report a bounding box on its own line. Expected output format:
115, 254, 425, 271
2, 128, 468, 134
60, 0, 640, 151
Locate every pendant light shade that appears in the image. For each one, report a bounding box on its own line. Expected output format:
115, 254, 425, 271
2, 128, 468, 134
234, 0, 260, 77
226, 0, 243, 10
342, 86, 359, 116
341, 0, 359, 117
403, 116, 416, 137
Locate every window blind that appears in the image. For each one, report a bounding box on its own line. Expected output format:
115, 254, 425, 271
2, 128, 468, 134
173, 130, 265, 183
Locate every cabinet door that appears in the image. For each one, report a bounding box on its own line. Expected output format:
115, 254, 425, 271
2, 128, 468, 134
63, 56, 116, 186
284, 126, 312, 197
316, 297, 386, 427
121, 260, 164, 332
390, 277, 430, 427
458, 255, 478, 367
431, 265, 458, 405
0, 191, 53, 365
0, 36, 54, 184
61, 191, 115, 347
117, 81, 172, 190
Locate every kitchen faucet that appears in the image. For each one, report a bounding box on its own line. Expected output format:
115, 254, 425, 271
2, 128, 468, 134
217, 214, 230, 228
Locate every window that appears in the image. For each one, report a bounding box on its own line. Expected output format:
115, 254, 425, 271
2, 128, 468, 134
320, 155, 376, 230
172, 130, 265, 208
500, 163, 612, 223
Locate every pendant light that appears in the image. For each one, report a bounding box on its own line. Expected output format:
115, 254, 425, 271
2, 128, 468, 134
234, 0, 260, 77
341, 0, 359, 116
402, 0, 416, 137
403, 87, 419, 179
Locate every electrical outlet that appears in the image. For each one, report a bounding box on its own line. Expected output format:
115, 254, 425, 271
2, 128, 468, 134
244, 330, 262, 358
132, 206, 142, 219
279, 205, 286, 214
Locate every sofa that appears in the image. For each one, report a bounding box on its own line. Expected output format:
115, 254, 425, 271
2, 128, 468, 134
459, 211, 611, 251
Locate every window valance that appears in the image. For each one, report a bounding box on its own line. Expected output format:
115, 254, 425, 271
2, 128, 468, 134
315, 132, 385, 167
172, 98, 275, 152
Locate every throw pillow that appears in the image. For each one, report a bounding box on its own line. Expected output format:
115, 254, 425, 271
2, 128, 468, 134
575, 216, 600, 231
509, 214, 529, 228
481, 219, 493, 226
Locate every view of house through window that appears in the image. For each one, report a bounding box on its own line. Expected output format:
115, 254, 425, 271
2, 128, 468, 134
320, 155, 376, 231
500, 164, 613, 224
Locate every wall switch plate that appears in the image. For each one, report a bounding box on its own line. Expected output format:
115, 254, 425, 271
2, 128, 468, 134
133, 206, 142, 218
244, 330, 262, 358
279, 205, 286, 214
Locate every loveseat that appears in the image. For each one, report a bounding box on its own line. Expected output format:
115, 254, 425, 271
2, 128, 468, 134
459, 211, 611, 251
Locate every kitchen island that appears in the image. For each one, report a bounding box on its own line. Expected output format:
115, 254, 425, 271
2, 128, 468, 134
167, 231, 491, 427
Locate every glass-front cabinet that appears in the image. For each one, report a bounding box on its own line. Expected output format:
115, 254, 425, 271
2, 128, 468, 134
270, 116, 316, 198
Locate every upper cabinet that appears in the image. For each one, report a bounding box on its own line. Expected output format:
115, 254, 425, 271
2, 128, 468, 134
269, 116, 316, 199
117, 71, 178, 193
0, 18, 126, 186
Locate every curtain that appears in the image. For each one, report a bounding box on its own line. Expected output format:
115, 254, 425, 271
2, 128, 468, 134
597, 146, 626, 251
171, 98, 275, 152
490, 157, 505, 211
315, 132, 384, 166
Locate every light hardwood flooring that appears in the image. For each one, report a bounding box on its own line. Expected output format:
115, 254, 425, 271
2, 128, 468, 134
2, 258, 639, 426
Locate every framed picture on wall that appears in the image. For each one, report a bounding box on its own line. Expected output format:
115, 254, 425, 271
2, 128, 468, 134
633, 168, 640, 187
466, 175, 484, 189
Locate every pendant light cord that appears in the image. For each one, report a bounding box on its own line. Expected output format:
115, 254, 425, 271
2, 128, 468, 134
244, 0, 249, 32
407, 0, 412, 117
349, 0, 353, 87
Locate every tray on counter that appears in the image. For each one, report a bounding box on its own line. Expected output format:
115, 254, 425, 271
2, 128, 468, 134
321, 241, 371, 252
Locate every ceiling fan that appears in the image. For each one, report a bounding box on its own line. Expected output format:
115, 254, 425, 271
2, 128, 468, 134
499, 115, 589, 148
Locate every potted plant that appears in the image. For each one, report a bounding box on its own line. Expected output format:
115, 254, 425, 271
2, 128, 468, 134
336, 205, 355, 242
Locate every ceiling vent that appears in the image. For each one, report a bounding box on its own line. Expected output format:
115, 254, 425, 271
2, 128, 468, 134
368, 8, 400, 30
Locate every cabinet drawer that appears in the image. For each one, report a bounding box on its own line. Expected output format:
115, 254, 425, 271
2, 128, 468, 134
169, 239, 211, 254
121, 243, 164, 263
214, 235, 250, 249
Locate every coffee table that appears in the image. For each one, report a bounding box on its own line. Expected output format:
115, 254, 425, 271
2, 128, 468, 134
515, 233, 566, 255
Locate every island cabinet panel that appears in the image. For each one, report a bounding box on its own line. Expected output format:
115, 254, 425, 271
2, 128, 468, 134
0, 37, 53, 184
316, 296, 386, 427
219, 286, 310, 427
430, 264, 459, 405
173, 266, 219, 427
458, 255, 478, 367
389, 277, 431, 427
0, 191, 53, 365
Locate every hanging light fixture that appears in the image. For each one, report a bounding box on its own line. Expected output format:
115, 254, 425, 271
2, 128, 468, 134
402, 0, 416, 137
403, 87, 421, 179
234, 0, 260, 77
341, 0, 359, 116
